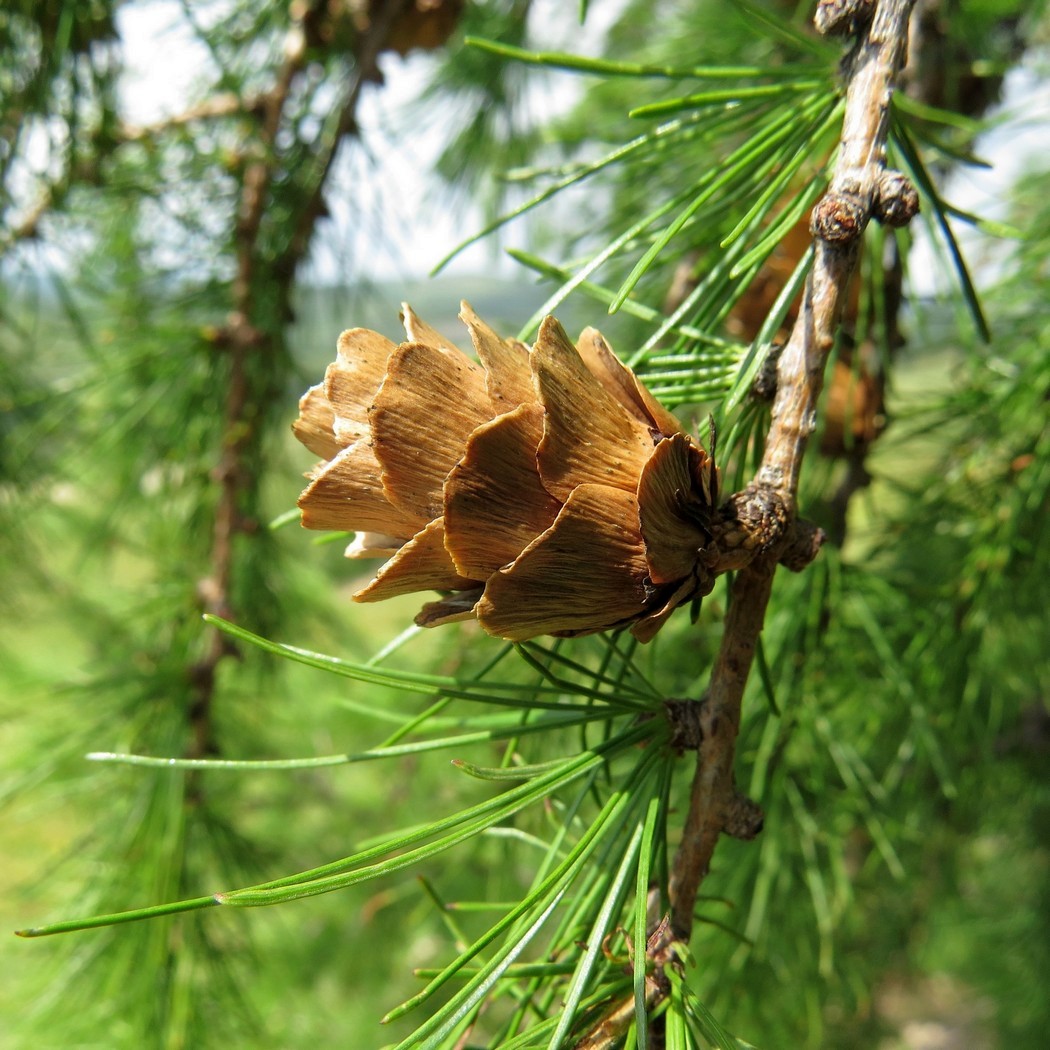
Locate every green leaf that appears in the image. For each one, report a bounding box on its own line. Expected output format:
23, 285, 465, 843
388, 750, 661, 1047
507, 250, 730, 348
753, 634, 781, 717
630, 81, 824, 120
217, 724, 655, 906
891, 115, 990, 341
892, 92, 983, 134
204, 615, 648, 710
16, 895, 220, 939
611, 91, 831, 310
401, 894, 566, 1050
432, 113, 714, 275
546, 813, 645, 1048
721, 246, 813, 419
736, 0, 832, 56
464, 37, 823, 80
23, 722, 656, 938
666, 961, 743, 1050
633, 765, 671, 1048
86, 710, 609, 771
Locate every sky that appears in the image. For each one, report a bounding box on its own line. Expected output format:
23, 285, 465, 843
116, 1, 620, 284
905, 57, 1050, 293
101, 4, 1050, 294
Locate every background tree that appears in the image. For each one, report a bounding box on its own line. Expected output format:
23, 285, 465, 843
2, 1, 1047, 1048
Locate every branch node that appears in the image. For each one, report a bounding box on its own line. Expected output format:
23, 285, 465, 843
873, 169, 920, 227
714, 482, 792, 564
664, 698, 706, 752
810, 191, 868, 245
723, 792, 765, 840
815, 0, 876, 37
778, 518, 827, 572
749, 341, 784, 404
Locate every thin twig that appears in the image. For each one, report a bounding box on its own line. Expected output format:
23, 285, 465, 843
667, 0, 916, 941
281, 0, 414, 274
121, 93, 260, 140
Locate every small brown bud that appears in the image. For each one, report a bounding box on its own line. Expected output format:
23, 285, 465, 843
724, 793, 764, 840
750, 342, 783, 403
778, 518, 826, 572
814, 0, 876, 36
664, 698, 704, 752
873, 170, 920, 227
810, 192, 867, 245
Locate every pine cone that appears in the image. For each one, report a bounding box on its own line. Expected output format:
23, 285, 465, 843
294, 304, 720, 642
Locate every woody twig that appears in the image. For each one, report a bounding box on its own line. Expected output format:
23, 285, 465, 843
667, 0, 918, 942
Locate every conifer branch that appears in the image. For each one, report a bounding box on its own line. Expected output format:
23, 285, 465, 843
667, 0, 917, 942
190, 0, 414, 761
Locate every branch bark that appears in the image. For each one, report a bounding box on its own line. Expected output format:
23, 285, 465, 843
188, 0, 414, 761
667, 0, 916, 941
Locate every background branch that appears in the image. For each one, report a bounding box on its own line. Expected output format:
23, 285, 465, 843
188, 0, 414, 763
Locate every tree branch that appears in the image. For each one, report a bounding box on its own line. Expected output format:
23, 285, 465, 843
188, 0, 414, 761
667, 0, 916, 942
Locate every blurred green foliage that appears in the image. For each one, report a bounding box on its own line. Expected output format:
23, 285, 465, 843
2, 1, 1048, 1048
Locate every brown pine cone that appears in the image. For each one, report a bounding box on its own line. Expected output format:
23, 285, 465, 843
293, 305, 721, 641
